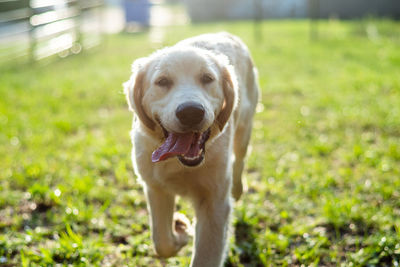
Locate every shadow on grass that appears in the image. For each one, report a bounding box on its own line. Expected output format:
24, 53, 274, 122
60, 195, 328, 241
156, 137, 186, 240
225, 218, 264, 267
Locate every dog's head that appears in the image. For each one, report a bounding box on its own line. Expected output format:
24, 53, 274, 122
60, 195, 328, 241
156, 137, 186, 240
124, 46, 238, 167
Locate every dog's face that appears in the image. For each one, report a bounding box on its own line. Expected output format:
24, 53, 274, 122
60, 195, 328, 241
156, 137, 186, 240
124, 47, 237, 167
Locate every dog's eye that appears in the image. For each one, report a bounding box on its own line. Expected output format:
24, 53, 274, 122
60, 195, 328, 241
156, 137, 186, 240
155, 78, 172, 87
201, 74, 214, 84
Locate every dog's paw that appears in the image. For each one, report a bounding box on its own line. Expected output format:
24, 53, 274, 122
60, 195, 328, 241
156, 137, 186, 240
173, 212, 192, 248
232, 181, 243, 201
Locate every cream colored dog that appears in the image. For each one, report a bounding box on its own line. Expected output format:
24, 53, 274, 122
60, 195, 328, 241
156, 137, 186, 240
124, 32, 259, 267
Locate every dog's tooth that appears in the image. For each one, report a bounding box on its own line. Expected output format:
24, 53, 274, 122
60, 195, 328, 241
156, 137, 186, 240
184, 153, 202, 161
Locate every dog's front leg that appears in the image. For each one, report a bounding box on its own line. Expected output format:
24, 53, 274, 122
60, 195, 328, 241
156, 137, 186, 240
145, 184, 189, 258
190, 193, 232, 267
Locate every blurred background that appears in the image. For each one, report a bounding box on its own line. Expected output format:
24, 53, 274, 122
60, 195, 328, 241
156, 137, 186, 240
1, 0, 400, 62
1, 1, 400, 267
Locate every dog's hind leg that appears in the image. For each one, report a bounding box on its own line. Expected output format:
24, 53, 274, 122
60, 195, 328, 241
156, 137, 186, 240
232, 64, 259, 201
144, 185, 189, 258
232, 119, 253, 201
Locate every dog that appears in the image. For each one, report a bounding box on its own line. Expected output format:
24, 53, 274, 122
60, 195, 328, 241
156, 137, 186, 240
124, 32, 259, 267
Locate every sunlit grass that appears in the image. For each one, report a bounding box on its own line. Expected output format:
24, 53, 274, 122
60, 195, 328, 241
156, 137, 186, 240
1, 19, 399, 266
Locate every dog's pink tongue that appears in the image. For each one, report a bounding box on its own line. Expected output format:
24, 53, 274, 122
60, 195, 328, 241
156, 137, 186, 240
152, 132, 194, 162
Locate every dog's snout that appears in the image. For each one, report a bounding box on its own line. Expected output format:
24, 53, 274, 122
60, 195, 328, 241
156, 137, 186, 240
176, 102, 205, 127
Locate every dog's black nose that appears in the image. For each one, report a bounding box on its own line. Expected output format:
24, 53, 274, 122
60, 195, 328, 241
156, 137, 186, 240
176, 102, 205, 127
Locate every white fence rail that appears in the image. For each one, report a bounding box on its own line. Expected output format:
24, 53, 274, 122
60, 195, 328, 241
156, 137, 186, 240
0, 0, 103, 62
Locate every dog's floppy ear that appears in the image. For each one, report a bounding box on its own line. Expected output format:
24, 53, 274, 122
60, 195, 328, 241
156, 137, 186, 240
216, 64, 238, 131
123, 58, 156, 131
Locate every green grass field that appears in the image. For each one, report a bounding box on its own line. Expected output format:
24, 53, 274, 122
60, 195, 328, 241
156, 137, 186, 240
1, 19, 400, 266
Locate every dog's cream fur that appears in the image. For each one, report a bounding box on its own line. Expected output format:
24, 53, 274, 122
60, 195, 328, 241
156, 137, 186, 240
124, 32, 259, 267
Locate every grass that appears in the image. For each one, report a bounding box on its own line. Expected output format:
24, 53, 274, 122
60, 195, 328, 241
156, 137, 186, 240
1, 19, 400, 266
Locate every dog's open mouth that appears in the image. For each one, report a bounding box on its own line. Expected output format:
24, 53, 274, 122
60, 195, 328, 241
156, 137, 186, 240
152, 128, 211, 167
